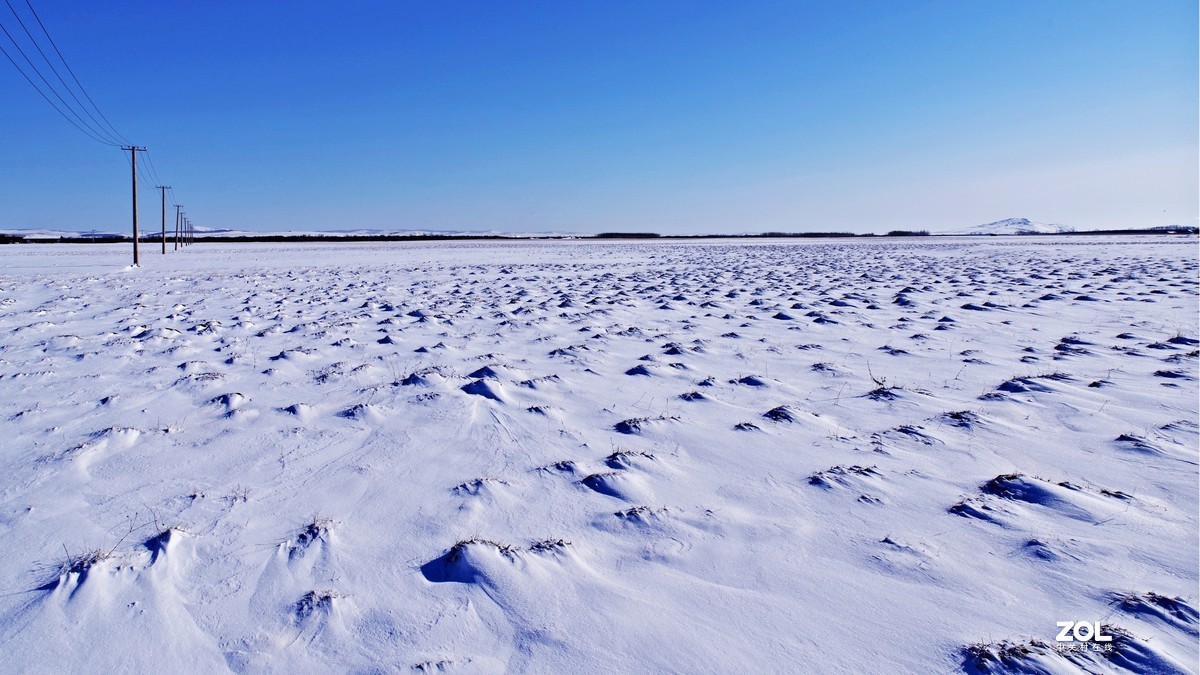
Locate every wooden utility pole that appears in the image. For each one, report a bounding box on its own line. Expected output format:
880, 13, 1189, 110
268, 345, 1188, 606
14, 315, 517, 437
157, 185, 170, 254
121, 146, 146, 265
174, 204, 181, 250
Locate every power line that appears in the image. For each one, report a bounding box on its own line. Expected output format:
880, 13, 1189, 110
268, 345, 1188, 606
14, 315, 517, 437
20, 0, 130, 145
123, 144, 156, 189
4, 0, 123, 145
143, 149, 166, 186
122, 147, 154, 189
0, 19, 118, 146
136, 155, 154, 188
1, 1, 197, 259
144, 150, 162, 183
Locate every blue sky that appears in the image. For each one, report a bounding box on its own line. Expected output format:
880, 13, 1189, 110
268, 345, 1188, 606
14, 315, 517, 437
0, 1, 1195, 234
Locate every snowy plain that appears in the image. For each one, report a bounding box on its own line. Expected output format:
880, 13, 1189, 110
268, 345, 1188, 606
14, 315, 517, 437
0, 237, 1196, 673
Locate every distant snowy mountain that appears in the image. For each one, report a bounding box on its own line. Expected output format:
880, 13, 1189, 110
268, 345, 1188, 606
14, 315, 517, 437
0, 228, 124, 240
941, 218, 1074, 235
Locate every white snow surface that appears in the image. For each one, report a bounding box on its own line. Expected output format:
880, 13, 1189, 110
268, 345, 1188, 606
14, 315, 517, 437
942, 218, 1076, 236
0, 237, 1196, 673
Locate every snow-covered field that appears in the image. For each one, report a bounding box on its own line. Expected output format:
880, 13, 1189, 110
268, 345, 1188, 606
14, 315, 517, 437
0, 237, 1196, 673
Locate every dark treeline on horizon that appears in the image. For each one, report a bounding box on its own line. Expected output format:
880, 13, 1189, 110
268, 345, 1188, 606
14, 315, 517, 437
1, 227, 1196, 245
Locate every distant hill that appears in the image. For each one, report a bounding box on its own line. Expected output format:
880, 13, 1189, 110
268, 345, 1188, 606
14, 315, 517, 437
940, 218, 1075, 235
0, 228, 124, 240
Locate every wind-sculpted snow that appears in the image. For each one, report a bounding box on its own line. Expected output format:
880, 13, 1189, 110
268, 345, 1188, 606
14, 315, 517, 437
0, 238, 1196, 672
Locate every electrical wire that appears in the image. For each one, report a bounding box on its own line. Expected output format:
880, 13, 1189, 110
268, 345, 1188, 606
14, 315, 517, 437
2, 1, 197, 237
21, 0, 130, 145
124, 147, 155, 189
4, 0, 124, 145
144, 149, 167, 187
0, 18, 118, 146
120, 146, 162, 231
137, 155, 154, 187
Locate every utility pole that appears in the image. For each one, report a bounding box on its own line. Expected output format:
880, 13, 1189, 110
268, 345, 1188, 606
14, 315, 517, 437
157, 185, 170, 254
121, 146, 146, 265
174, 204, 181, 250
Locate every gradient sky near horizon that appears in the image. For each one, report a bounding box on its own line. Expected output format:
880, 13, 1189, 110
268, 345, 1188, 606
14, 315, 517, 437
0, 1, 1196, 234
